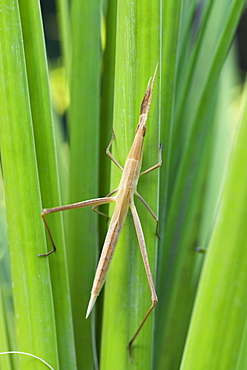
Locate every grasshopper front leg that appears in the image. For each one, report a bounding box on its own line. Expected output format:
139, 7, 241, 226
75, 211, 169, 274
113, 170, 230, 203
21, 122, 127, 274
40, 196, 116, 256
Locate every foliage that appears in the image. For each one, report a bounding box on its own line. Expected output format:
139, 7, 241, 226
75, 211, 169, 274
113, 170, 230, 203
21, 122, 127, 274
0, 0, 246, 369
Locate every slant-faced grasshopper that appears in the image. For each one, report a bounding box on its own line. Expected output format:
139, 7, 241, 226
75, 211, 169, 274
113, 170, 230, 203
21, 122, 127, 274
40, 63, 161, 354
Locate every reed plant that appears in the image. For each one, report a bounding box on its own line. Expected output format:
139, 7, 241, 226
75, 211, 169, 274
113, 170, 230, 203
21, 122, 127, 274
0, 0, 246, 369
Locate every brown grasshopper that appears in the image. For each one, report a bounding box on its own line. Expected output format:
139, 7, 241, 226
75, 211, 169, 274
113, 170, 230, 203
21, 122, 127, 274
40, 63, 161, 354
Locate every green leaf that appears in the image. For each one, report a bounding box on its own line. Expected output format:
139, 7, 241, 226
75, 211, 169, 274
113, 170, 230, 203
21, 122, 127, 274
100, 1, 161, 368
0, 1, 59, 368
180, 77, 247, 370
65, 2, 101, 368
18, 0, 77, 368
156, 0, 247, 368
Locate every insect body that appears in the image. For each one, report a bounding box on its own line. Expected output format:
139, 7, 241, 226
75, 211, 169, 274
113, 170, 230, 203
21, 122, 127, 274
40, 63, 161, 353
